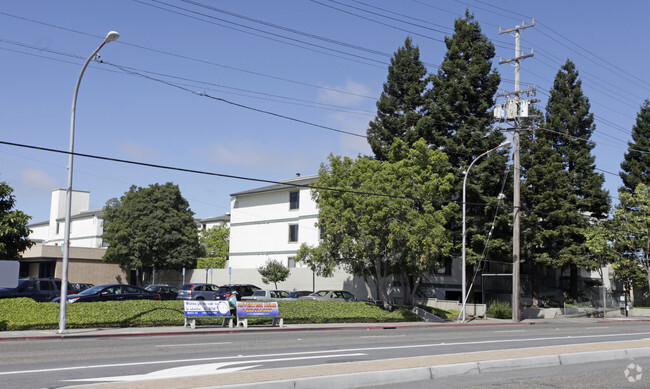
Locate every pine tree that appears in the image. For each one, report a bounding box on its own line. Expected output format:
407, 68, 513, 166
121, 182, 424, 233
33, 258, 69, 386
530, 59, 610, 299
418, 10, 509, 274
620, 99, 650, 195
366, 37, 428, 161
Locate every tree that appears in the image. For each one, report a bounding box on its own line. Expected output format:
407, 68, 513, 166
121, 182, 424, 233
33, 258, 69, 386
582, 222, 616, 316
257, 259, 290, 289
199, 224, 229, 263
102, 182, 201, 285
417, 10, 509, 276
302, 139, 456, 306
620, 99, 650, 195
366, 37, 428, 161
612, 184, 650, 290
0, 180, 33, 259
526, 59, 610, 299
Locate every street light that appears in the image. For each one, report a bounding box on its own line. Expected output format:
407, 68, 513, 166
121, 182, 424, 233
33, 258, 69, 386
58, 31, 119, 334
461, 140, 510, 323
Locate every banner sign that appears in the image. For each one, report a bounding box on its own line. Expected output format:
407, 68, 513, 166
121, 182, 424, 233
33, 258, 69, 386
236, 301, 279, 317
184, 300, 231, 316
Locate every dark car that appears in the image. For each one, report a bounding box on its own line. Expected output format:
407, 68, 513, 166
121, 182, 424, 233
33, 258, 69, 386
52, 284, 161, 303
287, 290, 313, 299
215, 284, 261, 301
145, 285, 179, 300
0, 278, 73, 302
72, 283, 94, 293
176, 283, 221, 300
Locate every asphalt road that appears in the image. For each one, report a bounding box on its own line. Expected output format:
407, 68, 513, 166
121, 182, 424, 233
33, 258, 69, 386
1, 320, 650, 388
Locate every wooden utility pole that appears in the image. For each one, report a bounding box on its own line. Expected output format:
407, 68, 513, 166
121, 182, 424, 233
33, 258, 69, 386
498, 20, 535, 322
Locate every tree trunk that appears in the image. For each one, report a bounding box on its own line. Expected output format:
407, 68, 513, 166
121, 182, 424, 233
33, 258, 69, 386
570, 264, 579, 301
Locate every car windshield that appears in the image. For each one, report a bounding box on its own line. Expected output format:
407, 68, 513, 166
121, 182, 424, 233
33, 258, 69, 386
311, 290, 329, 297
77, 285, 106, 295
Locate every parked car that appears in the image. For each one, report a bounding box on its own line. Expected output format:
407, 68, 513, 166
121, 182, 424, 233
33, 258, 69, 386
287, 290, 312, 299
241, 289, 290, 301
215, 284, 261, 301
145, 285, 179, 300
72, 283, 94, 293
52, 284, 161, 303
299, 290, 358, 302
176, 283, 221, 300
0, 278, 73, 302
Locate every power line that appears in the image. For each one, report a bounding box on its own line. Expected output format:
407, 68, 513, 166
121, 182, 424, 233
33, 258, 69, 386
104, 60, 368, 139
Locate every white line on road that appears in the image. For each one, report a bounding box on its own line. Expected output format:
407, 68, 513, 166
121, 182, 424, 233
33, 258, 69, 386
493, 330, 525, 333
155, 342, 233, 348
67, 353, 367, 383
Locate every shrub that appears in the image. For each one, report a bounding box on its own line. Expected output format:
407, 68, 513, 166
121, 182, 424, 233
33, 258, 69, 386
487, 300, 512, 319
0, 298, 429, 331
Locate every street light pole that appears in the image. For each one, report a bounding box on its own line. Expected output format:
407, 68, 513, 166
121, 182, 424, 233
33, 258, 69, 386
461, 140, 510, 323
58, 31, 119, 334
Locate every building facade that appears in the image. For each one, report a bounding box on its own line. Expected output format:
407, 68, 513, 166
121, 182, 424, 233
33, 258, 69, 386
229, 175, 319, 269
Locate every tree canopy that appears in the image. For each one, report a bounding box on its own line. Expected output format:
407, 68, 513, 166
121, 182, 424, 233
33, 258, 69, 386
300, 139, 457, 306
257, 259, 290, 289
102, 182, 201, 284
521, 60, 609, 299
366, 37, 427, 161
199, 224, 229, 262
0, 180, 33, 259
620, 99, 650, 195
612, 184, 650, 289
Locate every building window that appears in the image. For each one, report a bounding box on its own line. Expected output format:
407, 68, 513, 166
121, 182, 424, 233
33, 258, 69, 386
288, 257, 296, 268
289, 191, 299, 210
436, 257, 453, 276
288, 224, 299, 243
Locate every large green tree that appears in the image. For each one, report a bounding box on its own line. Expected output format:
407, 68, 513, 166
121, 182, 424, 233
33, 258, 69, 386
102, 182, 201, 285
620, 99, 650, 195
527, 60, 610, 299
0, 180, 33, 259
300, 139, 457, 306
612, 184, 650, 291
366, 37, 428, 161
418, 10, 509, 274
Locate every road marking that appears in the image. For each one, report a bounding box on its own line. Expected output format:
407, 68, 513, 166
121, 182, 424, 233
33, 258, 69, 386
67, 353, 367, 383
155, 342, 232, 348
360, 335, 407, 339
493, 330, 525, 333
3, 331, 650, 377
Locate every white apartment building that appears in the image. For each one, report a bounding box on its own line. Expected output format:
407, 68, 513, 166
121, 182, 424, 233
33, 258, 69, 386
228, 175, 319, 269
29, 189, 105, 248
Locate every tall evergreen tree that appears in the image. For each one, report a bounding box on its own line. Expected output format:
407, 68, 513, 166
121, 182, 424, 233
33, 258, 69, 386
418, 10, 509, 274
366, 37, 428, 161
529, 59, 610, 299
620, 99, 650, 195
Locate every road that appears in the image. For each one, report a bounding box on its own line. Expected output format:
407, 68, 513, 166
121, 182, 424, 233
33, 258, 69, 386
1, 320, 649, 388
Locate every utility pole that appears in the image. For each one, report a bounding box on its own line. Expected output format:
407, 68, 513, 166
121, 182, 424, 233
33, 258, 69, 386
496, 20, 535, 322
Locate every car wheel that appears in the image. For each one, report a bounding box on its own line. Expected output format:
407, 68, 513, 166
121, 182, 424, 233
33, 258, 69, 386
196, 297, 205, 300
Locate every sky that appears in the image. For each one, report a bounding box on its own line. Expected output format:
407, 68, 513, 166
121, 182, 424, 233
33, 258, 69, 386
2, 0, 649, 224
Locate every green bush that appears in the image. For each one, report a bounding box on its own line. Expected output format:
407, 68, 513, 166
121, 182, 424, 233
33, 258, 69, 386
196, 257, 227, 269
0, 298, 427, 331
487, 300, 512, 319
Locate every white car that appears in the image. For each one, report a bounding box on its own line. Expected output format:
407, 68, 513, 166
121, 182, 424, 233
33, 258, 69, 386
241, 289, 291, 301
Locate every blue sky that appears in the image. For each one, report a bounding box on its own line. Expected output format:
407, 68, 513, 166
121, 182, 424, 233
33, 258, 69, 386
1, 1, 648, 223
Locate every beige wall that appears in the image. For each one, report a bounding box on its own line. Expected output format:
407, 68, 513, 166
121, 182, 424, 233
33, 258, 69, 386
22, 243, 128, 286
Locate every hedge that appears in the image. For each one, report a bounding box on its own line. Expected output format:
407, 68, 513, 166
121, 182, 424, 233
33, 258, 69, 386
0, 298, 423, 331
